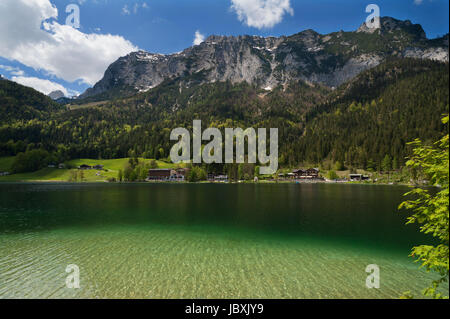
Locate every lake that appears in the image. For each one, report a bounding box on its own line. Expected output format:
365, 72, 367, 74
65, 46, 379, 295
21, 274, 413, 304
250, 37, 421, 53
0, 183, 445, 298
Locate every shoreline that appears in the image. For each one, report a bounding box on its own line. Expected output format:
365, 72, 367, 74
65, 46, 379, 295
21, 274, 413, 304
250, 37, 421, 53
0, 179, 413, 186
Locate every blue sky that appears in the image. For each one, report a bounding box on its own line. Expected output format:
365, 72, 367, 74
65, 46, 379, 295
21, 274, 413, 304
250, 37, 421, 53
0, 0, 448, 97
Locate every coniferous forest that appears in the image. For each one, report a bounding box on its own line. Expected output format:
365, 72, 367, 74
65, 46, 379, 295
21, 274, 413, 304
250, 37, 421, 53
0, 58, 448, 173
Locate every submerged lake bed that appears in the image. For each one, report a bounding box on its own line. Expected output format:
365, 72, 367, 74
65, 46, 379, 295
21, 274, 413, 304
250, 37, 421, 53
0, 183, 446, 298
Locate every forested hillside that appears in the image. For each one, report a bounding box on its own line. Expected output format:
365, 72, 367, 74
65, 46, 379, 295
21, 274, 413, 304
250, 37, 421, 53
295, 59, 449, 170
0, 79, 61, 123
0, 58, 448, 172
0, 77, 329, 161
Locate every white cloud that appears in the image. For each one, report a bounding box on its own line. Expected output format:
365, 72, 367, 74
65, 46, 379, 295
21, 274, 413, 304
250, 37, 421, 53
414, 0, 433, 4
193, 30, 205, 45
123, 2, 149, 15
0, 65, 25, 76
0, 0, 138, 86
11, 76, 79, 97
133, 3, 140, 14
230, 0, 294, 29
122, 4, 131, 15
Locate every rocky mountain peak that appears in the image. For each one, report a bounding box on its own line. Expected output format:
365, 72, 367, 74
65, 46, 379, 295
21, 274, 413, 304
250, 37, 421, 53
357, 16, 426, 39
48, 90, 65, 100
79, 17, 448, 100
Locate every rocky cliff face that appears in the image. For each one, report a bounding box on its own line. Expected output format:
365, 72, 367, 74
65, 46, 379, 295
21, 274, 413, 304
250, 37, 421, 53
79, 17, 449, 99
48, 90, 65, 100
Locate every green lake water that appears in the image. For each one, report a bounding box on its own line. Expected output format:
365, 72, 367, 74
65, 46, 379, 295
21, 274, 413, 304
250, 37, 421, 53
0, 183, 447, 299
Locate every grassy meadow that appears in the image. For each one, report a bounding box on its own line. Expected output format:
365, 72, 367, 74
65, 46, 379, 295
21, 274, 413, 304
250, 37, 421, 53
0, 157, 178, 182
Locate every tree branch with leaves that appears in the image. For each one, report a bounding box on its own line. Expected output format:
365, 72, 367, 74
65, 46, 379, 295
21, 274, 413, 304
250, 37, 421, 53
399, 115, 449, 299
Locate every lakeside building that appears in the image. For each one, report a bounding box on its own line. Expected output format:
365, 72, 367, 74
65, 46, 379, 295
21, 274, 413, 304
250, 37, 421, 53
78, 164, 104, 170
292, 168, 320, 179
148, 168, 190, 182
214, 175, 229, 182
171, 168, 191, 181
78, 164, 92, 170
148, 169, 172, 181
349, 174, 370, 181
207, 174, 229, 182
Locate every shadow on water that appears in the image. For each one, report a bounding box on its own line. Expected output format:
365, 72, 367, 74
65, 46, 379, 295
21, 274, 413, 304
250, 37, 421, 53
0, 182, 432, 252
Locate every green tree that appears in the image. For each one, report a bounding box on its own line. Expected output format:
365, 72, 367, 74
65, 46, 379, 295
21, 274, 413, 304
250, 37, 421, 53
139, 165, 148, 181
399, 115, 449, 299
327, 170, 338, 180
381, 154, 392, 172
366, 159, 376, 172
393, 157, 399, 170
118, 169, 123, 182
68, 170, 78, 182
129, 169, 137, 182
11, 149, 50, 173
334, 161, 344, 171
254, 166, 260, 178
158, 148, 165, 159
187, 166, 207, 182
238, 164, 244, 180
123, 164, 133, 181
149, 159, 158, 169
188, 168, 198, 182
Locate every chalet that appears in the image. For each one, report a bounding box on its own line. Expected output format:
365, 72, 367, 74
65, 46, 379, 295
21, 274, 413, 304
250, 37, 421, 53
277, 172, 296, 179
168, 168, 190, 182
176, 168, 190, 176
0, 172, 10, 176
293, 168, 320, 179
58, 163, 66, 169
148, 169, 172, 181
349, 174, 370, 181
214, 175, 228, 182
170, 174, 184, 181
78, 164, 92, 170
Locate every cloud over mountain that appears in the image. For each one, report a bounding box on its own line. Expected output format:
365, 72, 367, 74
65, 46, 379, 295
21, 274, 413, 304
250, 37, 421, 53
0, 0, 137, 86
230, 0, 294, 29
193, 31, 205, 45
11, 75, 77, 97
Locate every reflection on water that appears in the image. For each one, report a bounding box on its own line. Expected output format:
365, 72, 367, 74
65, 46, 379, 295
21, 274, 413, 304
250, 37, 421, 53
0, 183, 446, 298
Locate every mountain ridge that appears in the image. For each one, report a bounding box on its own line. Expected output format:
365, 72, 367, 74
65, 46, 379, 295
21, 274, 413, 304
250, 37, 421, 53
79, 16, 449, 100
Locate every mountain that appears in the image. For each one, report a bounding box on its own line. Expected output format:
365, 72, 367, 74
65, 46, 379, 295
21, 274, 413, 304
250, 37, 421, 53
0, 79, 60, 123
0, 17, 448, 172
1, 57, 447, 169
79, 17, 449, 100
48, 90, 65, 100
